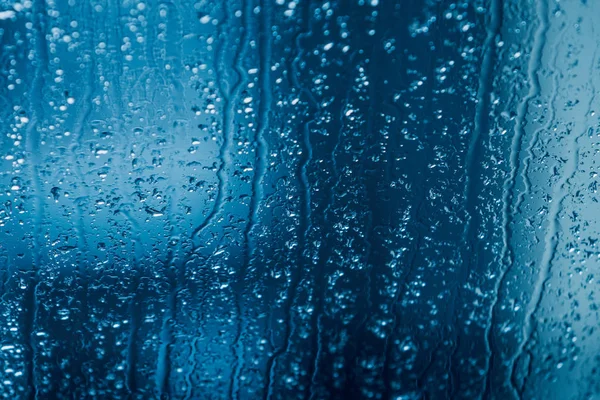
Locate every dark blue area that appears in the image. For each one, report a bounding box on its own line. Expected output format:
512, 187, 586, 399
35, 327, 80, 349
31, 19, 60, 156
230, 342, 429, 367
0, 0, 599, 399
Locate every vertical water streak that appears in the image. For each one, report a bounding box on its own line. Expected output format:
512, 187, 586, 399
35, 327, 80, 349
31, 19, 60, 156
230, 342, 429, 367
484, 0, 548, 396
68, 0, 97, 393
191, 2, 237, 242
230, 0, 267, 398
265, 0, 316, 398
307, 53, 357, 400
155, 1, 196, 395
444, 0, 503, 396
515, 27, 566, 215
511, 25, 598, 399
23, 1, 49, 398
157, 184, 185, 398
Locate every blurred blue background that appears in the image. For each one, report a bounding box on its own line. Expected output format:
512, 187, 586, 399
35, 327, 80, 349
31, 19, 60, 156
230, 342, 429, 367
0, 0, 599, 399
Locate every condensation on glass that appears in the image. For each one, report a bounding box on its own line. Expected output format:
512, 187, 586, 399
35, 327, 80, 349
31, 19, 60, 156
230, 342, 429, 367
0, 0, 598, 399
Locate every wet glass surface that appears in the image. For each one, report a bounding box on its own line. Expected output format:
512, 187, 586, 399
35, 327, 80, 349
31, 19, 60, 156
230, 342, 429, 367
0, 0, 599, 399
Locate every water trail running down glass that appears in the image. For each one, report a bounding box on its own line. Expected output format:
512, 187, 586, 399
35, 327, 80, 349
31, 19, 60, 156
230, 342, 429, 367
0, 0, 599, 399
